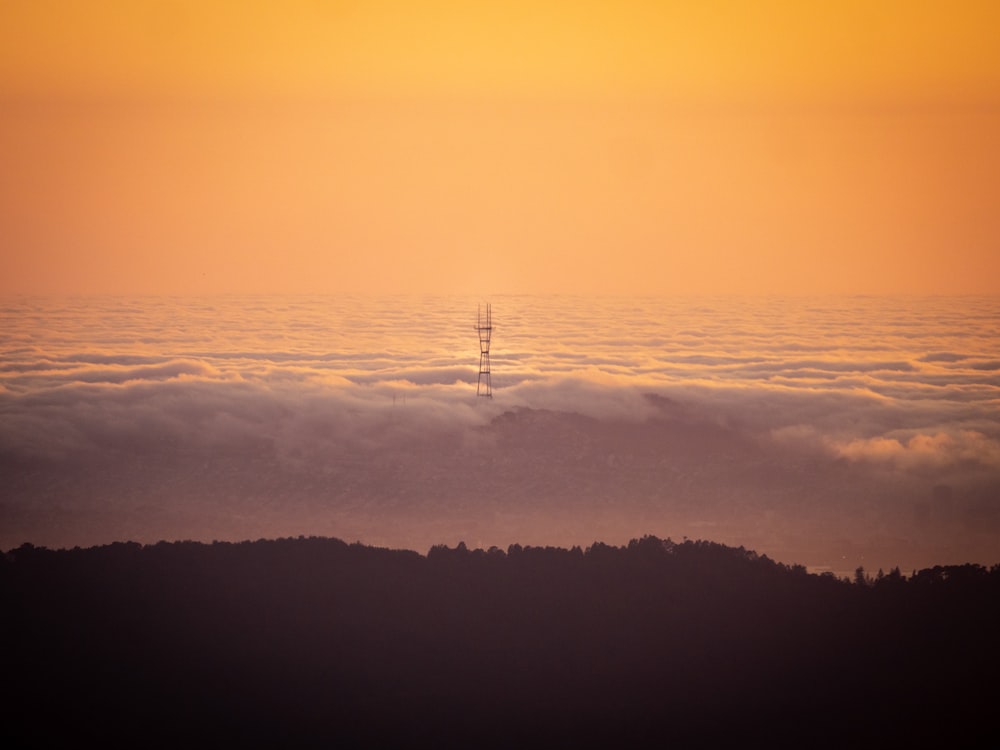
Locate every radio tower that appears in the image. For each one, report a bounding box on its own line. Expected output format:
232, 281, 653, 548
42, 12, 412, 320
476, 303, 493, 398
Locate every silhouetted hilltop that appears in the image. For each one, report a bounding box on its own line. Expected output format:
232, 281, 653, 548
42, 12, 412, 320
3, 536, 998, 747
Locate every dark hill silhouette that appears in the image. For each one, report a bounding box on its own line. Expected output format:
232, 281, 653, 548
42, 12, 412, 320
3, 536, 998, 747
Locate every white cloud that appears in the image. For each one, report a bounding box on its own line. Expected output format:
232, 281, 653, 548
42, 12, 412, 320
831, 430, 1000, 471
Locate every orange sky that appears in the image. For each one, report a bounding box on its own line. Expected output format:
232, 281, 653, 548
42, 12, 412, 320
1, 1, 999, 296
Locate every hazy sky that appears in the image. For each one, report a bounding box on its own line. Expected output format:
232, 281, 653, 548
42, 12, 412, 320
2, 1, 999, 296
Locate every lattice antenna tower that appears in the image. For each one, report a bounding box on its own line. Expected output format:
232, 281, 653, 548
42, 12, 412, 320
475, 303, 493, 398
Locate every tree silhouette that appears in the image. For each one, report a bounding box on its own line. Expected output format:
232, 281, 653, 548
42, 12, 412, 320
1, 536, 997, 746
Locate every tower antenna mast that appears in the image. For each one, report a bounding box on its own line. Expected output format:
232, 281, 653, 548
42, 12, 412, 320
475, 303, 493, 398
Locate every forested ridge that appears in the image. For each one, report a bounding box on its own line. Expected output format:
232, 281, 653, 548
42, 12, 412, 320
3, 536, 998, 747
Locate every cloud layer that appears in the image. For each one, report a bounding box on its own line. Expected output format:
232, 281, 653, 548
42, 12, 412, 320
2, 294, 998, 573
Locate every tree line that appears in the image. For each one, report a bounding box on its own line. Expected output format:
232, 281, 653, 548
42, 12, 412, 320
3, 535, 998, 747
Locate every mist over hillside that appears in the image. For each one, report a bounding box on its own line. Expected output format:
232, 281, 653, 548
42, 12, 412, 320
4, 534, 997, 746
3, 295, 998, 575
3, 399, 996, 576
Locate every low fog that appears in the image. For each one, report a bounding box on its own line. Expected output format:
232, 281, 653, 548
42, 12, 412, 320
2, 295, 998, 575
